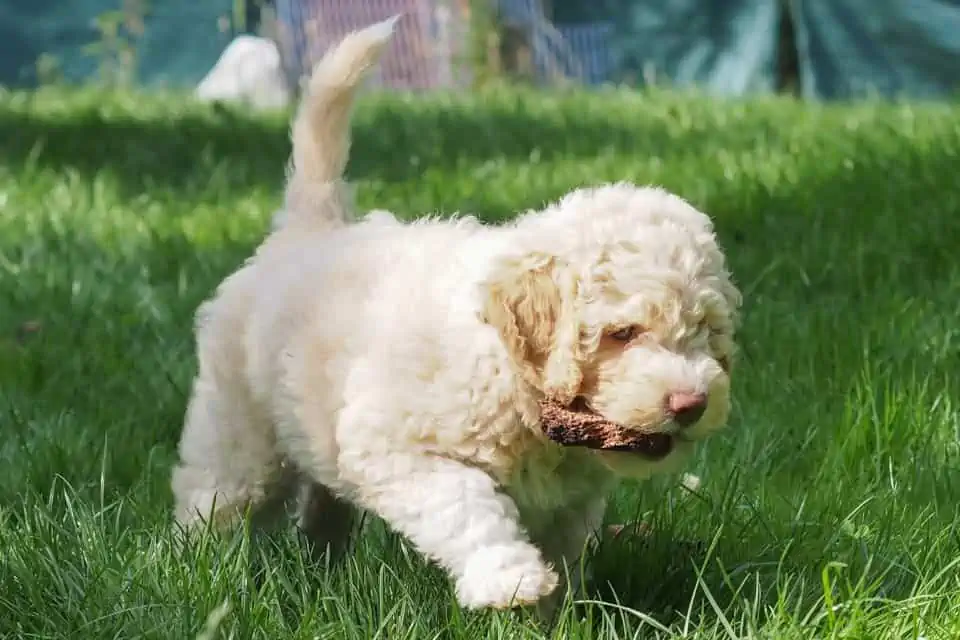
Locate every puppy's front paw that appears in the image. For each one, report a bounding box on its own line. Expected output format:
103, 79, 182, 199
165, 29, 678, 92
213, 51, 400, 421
455, 544, 559, 609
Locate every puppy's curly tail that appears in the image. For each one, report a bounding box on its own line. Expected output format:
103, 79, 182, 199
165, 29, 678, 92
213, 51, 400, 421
279, 16, 398, 232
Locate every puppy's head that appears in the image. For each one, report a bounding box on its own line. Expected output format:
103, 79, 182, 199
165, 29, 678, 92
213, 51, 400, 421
483, 183, 741, 479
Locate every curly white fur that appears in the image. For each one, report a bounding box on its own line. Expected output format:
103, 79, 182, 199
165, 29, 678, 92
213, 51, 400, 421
171, 17, 742, 614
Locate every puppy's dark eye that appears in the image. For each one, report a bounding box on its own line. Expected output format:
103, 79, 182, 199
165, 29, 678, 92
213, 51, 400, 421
608, 326, 640, 342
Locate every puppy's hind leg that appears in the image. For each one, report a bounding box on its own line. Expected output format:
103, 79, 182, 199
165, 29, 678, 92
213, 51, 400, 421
296, 478, 358, 561
171, 293, 286, 532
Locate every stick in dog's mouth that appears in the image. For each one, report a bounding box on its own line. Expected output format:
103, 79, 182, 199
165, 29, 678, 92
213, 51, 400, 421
538, 397, 674, 459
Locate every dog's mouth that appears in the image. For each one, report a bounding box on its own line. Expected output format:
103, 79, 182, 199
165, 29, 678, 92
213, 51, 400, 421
539, 396, 674, 460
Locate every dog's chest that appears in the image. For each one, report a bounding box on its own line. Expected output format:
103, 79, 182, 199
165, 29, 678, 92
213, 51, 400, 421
503, 446, 613, 516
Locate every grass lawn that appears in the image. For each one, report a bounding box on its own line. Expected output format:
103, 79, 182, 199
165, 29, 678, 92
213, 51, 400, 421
1, 84, 959, 639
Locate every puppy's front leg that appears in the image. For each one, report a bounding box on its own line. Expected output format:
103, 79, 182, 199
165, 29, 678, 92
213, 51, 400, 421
529, 496, 608, 620
340, 450, 559, 609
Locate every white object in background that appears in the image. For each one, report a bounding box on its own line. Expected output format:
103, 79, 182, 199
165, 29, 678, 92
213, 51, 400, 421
680, 472, 702, 493
196, 35, 292, 110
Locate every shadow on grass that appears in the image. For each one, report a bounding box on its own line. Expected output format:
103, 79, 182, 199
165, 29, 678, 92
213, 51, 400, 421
583, 526, 794, 630
580, 508, 959, 634
0, 91, 794, 199
0, 106, 290, 198
0, 228, 251, 507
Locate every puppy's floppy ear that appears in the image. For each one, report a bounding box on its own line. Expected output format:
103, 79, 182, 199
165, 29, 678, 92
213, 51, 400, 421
482, 252, 582, 404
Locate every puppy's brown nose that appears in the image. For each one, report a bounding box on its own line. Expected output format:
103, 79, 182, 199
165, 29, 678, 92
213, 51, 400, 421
667, 392, 707, 427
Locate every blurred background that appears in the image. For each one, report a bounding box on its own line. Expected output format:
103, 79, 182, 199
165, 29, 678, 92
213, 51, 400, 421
3, 0, 960, 104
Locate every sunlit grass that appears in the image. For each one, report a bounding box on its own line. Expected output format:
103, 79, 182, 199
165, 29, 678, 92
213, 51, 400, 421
1, 85, 958, 638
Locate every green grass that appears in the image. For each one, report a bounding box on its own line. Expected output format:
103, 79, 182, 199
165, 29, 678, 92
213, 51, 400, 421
1, 83, 960, 639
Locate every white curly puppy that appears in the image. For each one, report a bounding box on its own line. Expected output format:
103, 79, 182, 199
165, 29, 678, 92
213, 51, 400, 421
171, 17, 741, 612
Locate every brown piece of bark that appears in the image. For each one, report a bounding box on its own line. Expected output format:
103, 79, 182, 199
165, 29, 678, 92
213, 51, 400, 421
538, 399, 673, 457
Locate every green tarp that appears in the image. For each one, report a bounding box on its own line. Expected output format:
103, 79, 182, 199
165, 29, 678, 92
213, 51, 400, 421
552, 0, 960, 98
0, 0, 233, 87
594, 0, 780, 94
792, 0, 960, 99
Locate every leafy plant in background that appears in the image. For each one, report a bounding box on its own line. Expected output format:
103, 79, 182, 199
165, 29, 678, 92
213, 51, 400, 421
466, 0, 549, 89
464, 0, 506, 88
34, 53, 64, 87
82, 0, 150, 88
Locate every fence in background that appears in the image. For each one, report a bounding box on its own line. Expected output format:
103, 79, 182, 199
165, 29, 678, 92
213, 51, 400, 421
555, 22, 614, 86
273, 0, 616, 90
274, 0, 473, 91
